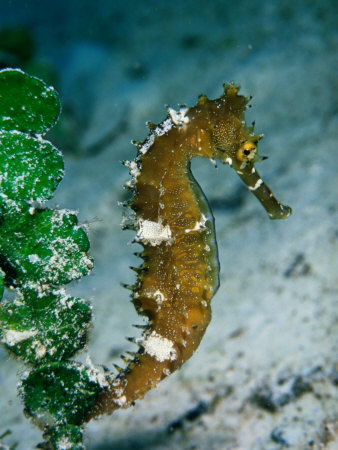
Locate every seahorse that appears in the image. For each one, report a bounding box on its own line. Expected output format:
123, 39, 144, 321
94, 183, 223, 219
88, 83, 291, 418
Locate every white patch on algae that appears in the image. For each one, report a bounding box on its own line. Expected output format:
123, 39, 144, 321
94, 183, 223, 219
2, 329, 37, 346
33, 341, 47, 359
85, 354, 109, 388
28, 254, 40, 264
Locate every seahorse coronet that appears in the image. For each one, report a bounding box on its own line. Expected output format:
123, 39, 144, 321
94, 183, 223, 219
87, 84, 291, 420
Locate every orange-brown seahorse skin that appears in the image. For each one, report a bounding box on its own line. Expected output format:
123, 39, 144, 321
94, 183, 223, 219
87, 83, 291, 419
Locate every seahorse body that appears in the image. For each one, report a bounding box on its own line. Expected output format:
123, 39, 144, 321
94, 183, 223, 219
89, 83, 291, 418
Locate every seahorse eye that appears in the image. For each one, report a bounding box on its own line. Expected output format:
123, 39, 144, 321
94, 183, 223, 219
236, 141, 257, 162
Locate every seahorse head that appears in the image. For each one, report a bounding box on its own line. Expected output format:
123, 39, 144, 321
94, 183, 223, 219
204, 84, 291, 220
207, 84, 263, 170
211, 120, 263, 171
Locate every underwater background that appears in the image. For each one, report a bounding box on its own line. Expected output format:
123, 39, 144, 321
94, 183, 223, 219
0, 0, 337, 448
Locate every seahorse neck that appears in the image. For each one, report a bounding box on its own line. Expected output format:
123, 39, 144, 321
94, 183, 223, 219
132, 133, 194, 222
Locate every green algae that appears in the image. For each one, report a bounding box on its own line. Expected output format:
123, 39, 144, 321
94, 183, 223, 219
0, 69, 101, 449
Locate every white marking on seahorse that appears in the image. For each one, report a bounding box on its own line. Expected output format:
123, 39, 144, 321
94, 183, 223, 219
248, 179, 263, 191
185, 214, 207, 233
136, 219, 172, 246
142, 331, 177, 362
168, 107, 190, 126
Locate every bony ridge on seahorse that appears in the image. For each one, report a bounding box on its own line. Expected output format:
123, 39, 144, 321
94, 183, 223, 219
87, 82, 291, 419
